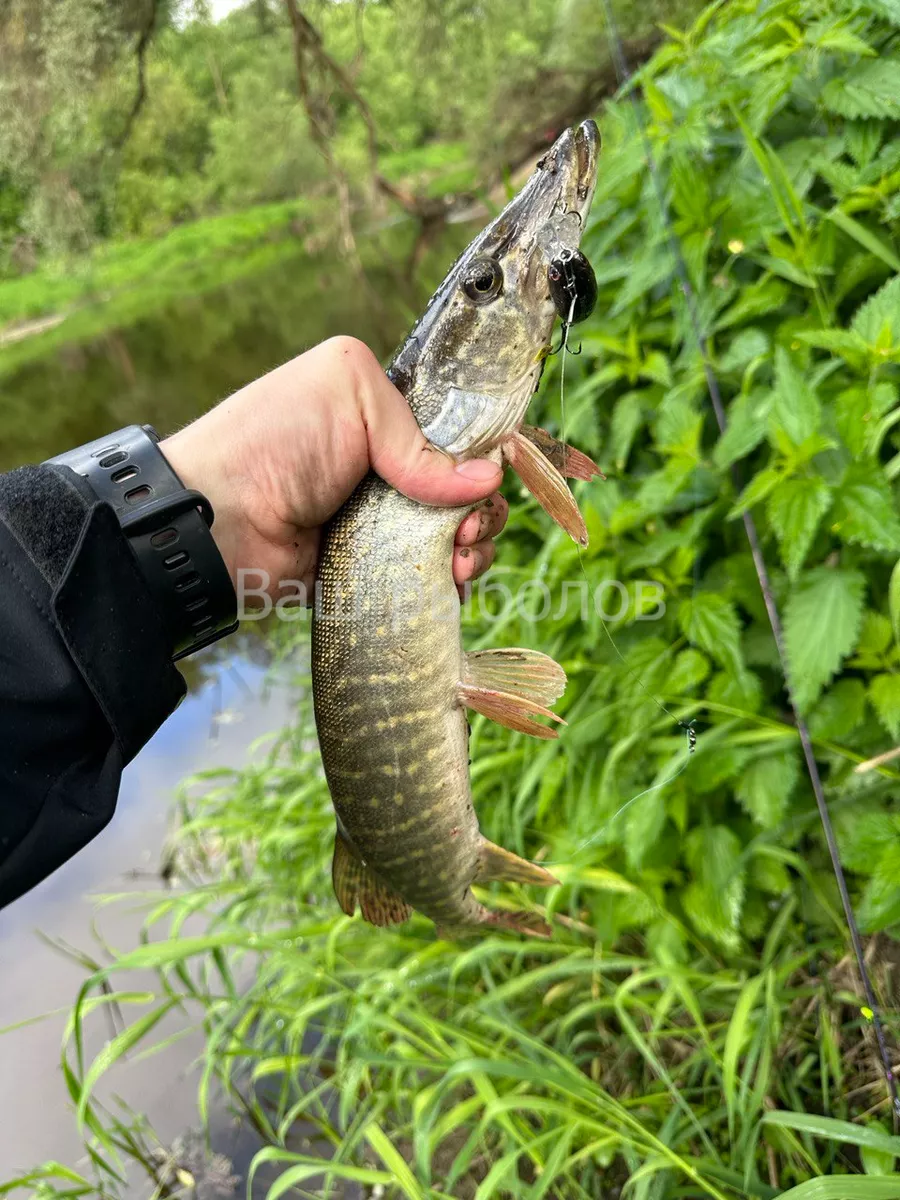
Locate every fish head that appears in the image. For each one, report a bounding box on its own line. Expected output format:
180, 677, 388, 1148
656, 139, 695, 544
390, 120, 600, 458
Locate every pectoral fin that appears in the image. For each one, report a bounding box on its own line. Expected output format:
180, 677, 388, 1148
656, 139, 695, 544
478, 838, 560, 887
457, 683, 566, 739
503, 430, 589, 546
519, 425, 605, 482
332, 830, 412, 927
464, 647, 566, 706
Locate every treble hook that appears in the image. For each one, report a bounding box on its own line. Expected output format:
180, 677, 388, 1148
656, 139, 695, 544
548, 325, 583, 356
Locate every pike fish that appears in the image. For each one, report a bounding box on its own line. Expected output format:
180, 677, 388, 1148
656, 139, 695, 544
312, 121, 601, 937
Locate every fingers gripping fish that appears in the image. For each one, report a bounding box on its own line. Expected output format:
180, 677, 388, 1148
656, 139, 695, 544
312, 122, 601, 938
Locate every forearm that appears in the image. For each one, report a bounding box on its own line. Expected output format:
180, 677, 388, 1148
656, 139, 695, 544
0, 464, 185, 908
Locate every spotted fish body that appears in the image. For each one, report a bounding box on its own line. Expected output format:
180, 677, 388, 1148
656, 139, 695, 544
312, 122, 600, 936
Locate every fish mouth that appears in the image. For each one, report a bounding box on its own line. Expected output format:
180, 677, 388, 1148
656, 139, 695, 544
535, 119, 600, 224
474, 119, 599, 272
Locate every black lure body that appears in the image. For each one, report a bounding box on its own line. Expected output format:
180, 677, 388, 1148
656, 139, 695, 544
548, 248, 598, 325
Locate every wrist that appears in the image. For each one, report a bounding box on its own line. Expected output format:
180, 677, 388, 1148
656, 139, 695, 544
159, 429, 242, 588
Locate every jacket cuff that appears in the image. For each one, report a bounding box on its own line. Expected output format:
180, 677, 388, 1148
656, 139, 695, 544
0, 464, 186, 762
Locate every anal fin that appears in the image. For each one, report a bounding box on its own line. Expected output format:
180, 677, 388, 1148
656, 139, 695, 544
503, 429, 589, 546
483, 909, 553, 939
465, 647, 566, 706
478, 838, 560, 887
436, 910, 553, 940
332, 830, 412, 927
519, 425, 605, 482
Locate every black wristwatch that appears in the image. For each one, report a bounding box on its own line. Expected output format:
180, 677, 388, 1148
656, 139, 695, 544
46, 425, 238, 661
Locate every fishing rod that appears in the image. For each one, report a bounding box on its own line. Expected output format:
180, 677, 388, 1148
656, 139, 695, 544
595, 0, 900, 1129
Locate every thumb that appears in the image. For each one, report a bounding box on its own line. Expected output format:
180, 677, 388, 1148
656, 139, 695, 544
357, 355, 502, 506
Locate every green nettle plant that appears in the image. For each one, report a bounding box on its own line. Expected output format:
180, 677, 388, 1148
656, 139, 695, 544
7, 2, 900, 1198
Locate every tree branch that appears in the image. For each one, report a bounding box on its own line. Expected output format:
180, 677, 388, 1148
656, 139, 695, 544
111, 0, 159, 152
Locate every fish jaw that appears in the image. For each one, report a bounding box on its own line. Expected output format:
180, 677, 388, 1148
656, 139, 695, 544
389, 120, 600, 458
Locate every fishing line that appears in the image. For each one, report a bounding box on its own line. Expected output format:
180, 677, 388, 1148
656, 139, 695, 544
596, 0, 900, 1125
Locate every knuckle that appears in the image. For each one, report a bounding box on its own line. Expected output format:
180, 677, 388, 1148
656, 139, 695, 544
321, 334, 378, 375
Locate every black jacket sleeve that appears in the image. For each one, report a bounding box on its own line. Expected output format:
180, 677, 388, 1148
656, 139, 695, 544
0, 463, 186, 908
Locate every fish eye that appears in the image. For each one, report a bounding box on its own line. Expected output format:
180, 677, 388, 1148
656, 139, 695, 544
462, 256, 503, 304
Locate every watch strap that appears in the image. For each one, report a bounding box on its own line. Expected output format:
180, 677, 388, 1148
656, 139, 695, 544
46, 425, 238, 661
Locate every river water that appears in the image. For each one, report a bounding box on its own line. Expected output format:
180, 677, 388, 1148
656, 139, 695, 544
0, 654, 295, 1187
0, 228, 466, 1190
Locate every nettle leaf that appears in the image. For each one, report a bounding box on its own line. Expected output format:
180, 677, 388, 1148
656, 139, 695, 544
609, 391, 644, 470
714, 279, 790, 331
796, 328, 870, 372
655, 395, 701, 455
625, 788, 667, 871
751, 852, 792, 896
635, 457, 695, 513
785, 567, 866, 711
857, 611, 893, 658
845, 119, 883, 169
835, 806, 900, 873
736, 748, 801, 828
706, 666, 763, 715
851, 273, 900, 345
858, 842, 900, 933
690, 743, 752, 794
683, 825, 745, 950
641, 350, 672, 386
718, 327, 769, 372
837, 386, 877, 458
832, 467, 900, 552
678, 593, 743, 676
728, 466, 783, 518
612, 247, 675, 313
769, 347, 821, 446
869, 673, 900, 738
766, 475, 832, 579
822, 58, 900, 120
808, 678, 868, 740
667, 648, 710, 693
714, 389, 773, 469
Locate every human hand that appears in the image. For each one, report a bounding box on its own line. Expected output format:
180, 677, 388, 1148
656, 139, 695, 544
160, 336, 509, 606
